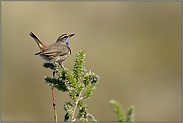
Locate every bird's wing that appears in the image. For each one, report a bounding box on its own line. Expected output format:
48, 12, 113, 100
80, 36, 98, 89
35, 43, 70, 56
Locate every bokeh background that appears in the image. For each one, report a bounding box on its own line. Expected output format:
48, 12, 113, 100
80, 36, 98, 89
1, 1, 181, 122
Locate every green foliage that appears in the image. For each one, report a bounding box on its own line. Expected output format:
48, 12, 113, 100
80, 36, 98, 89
73, 50, 86, 82
64, 102, 73, 122
43, 63, 55, 70
110, 100, 126, 122
44, 76, 69, 92
44, 50, 99, 122
110, 100, 135, 122
126, 106, 135, 122
83, 71, 100, 99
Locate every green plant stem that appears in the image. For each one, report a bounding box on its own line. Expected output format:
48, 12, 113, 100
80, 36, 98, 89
71, 91, 83, 122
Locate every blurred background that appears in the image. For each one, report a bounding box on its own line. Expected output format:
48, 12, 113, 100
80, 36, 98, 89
1, 1, 181, 122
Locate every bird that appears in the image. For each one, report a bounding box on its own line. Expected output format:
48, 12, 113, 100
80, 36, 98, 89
29, 32, 75, 68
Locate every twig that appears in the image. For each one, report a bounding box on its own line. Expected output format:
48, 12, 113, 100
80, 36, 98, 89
51, 63, 63, 122
52, 70, 57, 122
71, 91, 83, 122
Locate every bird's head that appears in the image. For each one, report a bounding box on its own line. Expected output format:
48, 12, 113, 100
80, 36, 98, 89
56, 33, 75, 47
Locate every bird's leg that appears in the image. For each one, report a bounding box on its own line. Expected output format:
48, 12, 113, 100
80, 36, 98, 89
59, 62, 65, 69
53, 70, 55, 77
52, 62, 56, 77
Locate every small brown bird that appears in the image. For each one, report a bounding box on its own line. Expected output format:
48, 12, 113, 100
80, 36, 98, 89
29, 32, 75, 68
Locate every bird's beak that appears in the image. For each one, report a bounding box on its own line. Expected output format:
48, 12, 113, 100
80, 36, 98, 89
69, 34, 75, 37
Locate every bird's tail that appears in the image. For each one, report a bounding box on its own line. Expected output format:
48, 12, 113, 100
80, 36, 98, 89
29, 32, 46, 50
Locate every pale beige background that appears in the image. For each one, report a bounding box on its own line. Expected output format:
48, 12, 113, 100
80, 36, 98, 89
1, 1, 181, 122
